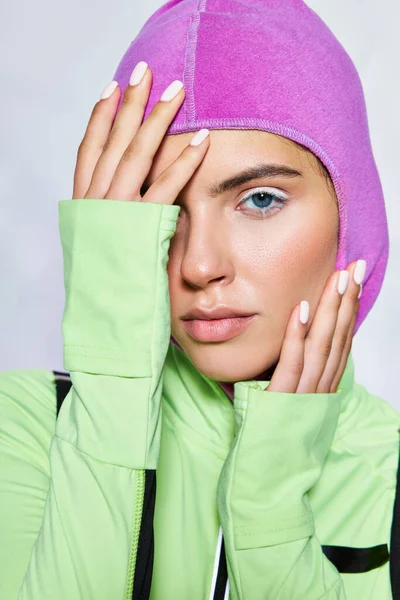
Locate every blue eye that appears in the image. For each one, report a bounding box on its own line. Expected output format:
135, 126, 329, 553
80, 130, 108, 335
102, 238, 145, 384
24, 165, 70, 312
239, 187, 288, 216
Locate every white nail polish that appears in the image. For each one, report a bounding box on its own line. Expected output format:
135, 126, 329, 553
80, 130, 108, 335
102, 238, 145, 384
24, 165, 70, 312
129, 61, 148, 86
299, 300, 309, 324
160, 80, 184, 102
189, 129, 210, 146
100, 80, 118, 100
354, 259, 367, 285
338, 270, 349, 295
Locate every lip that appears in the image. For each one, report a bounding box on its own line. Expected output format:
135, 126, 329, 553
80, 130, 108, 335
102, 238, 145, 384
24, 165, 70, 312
182, 306, 255, 320
182, 315, 256, 342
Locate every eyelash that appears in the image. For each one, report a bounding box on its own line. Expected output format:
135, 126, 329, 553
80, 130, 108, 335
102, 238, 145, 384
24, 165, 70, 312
238, 187, 288, 218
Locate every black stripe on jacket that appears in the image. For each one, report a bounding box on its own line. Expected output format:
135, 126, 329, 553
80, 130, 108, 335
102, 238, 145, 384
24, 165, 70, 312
211, 535, 390, 595
213, 532, 228, 600
52, 370, 156, 600
390, 438, 400, 599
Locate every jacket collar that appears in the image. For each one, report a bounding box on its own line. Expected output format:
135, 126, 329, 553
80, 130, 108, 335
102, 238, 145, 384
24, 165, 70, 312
163, 345, 355, 449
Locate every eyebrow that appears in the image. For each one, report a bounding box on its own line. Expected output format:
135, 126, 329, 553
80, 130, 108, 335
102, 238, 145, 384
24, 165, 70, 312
141, 162, 303, 197
206, 163, 303, 197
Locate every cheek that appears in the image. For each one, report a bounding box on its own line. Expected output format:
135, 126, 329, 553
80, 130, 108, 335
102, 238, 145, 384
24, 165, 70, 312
233, 205, 338, 308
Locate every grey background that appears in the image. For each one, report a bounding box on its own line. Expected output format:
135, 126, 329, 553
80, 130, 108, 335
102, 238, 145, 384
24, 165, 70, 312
1, 0, 398, 407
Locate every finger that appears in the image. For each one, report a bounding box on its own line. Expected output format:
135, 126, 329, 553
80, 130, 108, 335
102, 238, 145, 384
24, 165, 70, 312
316, 260, 363, 393
295, 269, 347, 394
142, 129, 210, 205
265, 301, 308, 393
85, 64, 153, 200
329, 308, 357, 393
106, 80, 186, 202
73, 82, 121, 199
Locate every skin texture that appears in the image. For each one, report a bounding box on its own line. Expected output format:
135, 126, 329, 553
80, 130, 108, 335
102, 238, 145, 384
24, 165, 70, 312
142, 129, 339, 383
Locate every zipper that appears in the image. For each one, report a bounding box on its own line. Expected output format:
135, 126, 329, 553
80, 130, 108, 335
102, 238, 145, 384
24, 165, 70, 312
125, 469, 146, 599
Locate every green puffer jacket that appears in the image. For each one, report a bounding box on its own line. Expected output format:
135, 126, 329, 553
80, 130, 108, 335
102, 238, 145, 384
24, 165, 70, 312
1, 199, 399, 599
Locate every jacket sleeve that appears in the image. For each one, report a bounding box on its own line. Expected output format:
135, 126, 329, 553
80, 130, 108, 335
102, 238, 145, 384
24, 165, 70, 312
16, 198, 180, 599
217, 379, 347, 599
0, 369, 58, 600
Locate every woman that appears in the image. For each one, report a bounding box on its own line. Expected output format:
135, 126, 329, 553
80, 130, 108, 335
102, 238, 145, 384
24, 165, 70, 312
1, 0, 399, 598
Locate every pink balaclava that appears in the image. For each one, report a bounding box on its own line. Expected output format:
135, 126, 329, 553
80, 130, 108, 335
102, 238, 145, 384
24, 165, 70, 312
112, 0, 388, 400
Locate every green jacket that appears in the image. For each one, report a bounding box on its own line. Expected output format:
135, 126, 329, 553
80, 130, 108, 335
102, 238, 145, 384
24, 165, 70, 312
1, 199, 399, 599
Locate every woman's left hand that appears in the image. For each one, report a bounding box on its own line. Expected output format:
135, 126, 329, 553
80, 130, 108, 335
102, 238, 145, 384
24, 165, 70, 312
265, 259, 366, 394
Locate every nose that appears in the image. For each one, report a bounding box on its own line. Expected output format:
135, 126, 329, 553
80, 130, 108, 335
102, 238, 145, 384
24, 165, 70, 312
178, 217, 234, 290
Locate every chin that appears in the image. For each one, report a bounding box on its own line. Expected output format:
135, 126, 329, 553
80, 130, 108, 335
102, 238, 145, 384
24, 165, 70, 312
179, 341, 276, 383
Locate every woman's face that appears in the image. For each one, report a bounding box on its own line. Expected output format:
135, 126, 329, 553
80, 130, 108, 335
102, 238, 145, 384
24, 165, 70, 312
144, 129, 339, 383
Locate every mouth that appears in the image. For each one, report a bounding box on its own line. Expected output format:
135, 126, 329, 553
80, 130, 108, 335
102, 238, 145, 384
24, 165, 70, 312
182, 315, 256, 342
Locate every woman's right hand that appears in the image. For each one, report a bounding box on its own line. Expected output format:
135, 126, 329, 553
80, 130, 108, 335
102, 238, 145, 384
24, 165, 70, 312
72, 61, 210, 203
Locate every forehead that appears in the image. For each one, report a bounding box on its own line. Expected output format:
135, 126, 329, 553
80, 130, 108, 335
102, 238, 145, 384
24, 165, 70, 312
145, 129, 315, 188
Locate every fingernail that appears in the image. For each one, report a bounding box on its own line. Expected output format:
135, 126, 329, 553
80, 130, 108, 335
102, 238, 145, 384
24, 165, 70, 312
338, 270, 350, 295
189, 129, 210, 146
129, 61, 148, 86
358, 284, 363, 299
299, 300, 309, 324
160, 80, 184, 102
100, 80, 118, 100
354, 259, 367, 285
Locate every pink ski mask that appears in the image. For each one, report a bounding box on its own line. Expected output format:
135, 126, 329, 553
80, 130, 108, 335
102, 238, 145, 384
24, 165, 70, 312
112, 0, 388, 400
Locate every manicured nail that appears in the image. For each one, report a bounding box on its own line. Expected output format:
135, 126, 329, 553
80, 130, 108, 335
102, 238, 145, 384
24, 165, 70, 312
299, 300, 309, 324
358, 284, 362, 299
338, 270, 350, 295
100, 80, 118, 100
160, 80, 184, 102
129, 61, 148, 86
190, 129, 210, 146
354, 259, 366, 285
